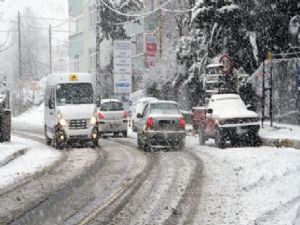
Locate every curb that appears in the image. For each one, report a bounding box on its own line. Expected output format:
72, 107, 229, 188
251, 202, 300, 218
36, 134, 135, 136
260, 137, 300, 150
0, 150, 67, 197
0, 148, 29, 167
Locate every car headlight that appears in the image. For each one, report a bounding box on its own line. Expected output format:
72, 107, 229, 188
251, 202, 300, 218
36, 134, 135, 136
90, 115, 97, 125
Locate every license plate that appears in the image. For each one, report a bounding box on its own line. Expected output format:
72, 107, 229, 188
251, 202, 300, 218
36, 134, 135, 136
236, 127, 247, 135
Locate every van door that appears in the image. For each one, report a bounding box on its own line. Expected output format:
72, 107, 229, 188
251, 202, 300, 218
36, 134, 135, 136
45, 86, 56, 138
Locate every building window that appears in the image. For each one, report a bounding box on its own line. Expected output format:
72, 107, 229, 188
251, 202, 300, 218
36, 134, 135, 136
89, 4, 96, 30
89, 48, 96, 71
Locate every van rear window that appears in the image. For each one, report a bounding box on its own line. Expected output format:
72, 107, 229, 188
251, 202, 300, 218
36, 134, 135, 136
56, 83, 94, 105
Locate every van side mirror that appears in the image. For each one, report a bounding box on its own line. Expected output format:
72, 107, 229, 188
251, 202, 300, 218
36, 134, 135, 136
96, 97, 101, 107
207, 108, 213, 114
137, 113, 142, 118
49, 99, 55, 109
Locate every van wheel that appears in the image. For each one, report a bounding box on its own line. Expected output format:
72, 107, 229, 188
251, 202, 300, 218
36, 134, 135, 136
46, 137, 51, 146
92, 138, 99, 148
44, 125, 51, 145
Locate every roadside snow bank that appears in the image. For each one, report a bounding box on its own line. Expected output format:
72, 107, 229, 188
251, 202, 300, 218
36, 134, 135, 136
0, 136, 62, 193
12, 104, 44, 133
259, 122, 300, 141
187, 136, 300, 225
0, 143, 27, 167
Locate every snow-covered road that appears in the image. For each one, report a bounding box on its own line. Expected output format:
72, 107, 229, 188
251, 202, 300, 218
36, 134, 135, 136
5, 105, 300, 224
186, 136, 300, 225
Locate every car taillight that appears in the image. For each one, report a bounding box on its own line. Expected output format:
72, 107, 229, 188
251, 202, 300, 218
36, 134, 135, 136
179, 118, 185, 128
123, 111, 128, 118
98, 112, 105, 120
147, 117, 154, 128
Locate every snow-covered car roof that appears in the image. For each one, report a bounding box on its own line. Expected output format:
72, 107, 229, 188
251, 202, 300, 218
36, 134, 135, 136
149, 100, 178, 105
137, 97, 158, 103
210, 94, 241, 101
101, 99, 121, 104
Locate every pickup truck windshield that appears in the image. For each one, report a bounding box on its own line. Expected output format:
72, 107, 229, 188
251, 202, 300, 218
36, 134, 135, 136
56, 83, 94, 105
150, 103, 180, 115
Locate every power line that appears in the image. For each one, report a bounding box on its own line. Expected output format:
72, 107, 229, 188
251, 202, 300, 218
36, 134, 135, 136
20, 15, 68, 22
99, 0, 172, 17
161, 7, 193, 13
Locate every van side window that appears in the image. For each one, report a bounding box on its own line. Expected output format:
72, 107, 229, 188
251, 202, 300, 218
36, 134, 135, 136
45, 87, 51, 107
49, 87, 55, 109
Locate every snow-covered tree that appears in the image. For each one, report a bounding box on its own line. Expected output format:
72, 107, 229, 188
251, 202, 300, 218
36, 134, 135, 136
98, 0, 144, 97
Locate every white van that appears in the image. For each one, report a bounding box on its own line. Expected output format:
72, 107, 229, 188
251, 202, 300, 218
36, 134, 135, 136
44, 73, 98, 149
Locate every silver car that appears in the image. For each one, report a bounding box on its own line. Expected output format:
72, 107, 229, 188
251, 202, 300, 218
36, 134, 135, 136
135, 100, 186, 151
97, 99, 128, 137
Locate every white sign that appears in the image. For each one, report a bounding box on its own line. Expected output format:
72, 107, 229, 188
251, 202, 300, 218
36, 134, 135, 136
114, 40, 132, 94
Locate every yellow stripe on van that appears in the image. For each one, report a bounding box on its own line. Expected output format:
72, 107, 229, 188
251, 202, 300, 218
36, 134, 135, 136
69, 74, 78, 81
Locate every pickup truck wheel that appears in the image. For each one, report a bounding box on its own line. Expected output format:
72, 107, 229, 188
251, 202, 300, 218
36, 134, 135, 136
215, 129, 226, 149
122, 131, 128, 137
179, 139, 185, 151
230, 137, 240, 147
250, 133, 262, 147
198, 128, 205, 145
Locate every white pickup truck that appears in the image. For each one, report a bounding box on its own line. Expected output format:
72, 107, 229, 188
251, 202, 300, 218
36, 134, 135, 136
193, 94, 261, 148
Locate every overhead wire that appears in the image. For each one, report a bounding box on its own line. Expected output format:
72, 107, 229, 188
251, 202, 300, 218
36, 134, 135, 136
99, 0, 172, 17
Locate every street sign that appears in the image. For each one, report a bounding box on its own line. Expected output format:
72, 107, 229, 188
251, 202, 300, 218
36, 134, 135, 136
113, 40, 132, 94
219, 54, 234, 75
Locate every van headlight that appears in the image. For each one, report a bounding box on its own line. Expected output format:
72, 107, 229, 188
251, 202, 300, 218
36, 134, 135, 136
90, 116, 97, 125
57, 113, 68, 127
59, 118, 68, 127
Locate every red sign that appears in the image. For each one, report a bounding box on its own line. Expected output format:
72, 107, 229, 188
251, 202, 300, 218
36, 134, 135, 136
146, 43, 157, 56
145, 34, 157, 67
220, 54, 234, 75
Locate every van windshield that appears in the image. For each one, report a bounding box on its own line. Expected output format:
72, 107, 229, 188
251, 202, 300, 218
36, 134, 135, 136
56, 83, 94, 105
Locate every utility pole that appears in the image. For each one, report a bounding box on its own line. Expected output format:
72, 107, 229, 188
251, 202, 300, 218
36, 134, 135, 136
262, 58, 265, 128
159, 0, 163, 57
18, 11, 22, 79
17, 11, 22, 115
96, 0, 101, 103
49, 24, 52, 74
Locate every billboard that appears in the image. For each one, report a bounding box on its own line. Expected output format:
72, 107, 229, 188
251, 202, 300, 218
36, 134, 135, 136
114, 40, 132, 94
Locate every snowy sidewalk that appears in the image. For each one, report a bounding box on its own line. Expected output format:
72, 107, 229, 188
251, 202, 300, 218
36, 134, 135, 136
259, 122, 300, 149
0, 136, 63, 195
